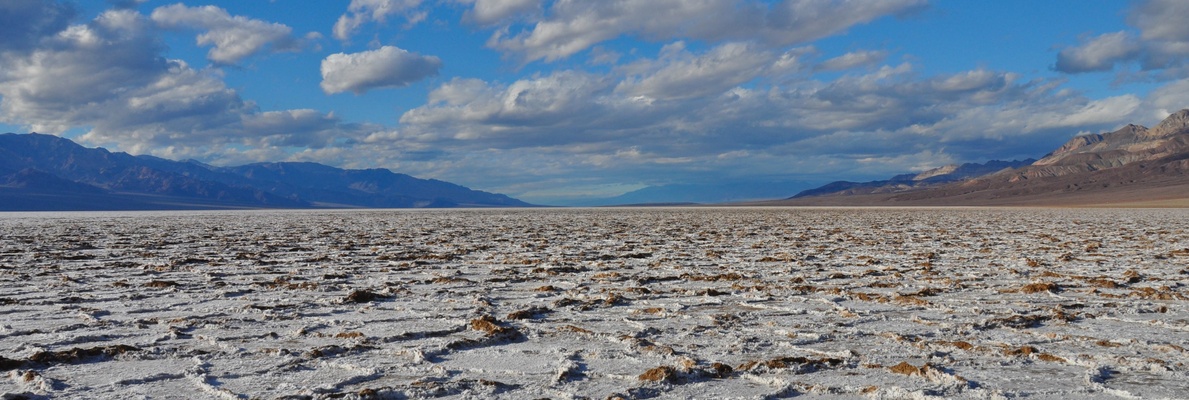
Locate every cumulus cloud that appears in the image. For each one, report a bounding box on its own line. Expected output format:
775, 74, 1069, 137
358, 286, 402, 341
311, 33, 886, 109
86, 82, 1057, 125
817, 50, 887, 71
393, 41, 1186, 198
151, 4, 303, 65
460, 0, 541, 25
398, 67, 1123, 199
1055, 32, 1141, 73
488, 0, 926, 63
1145, 78, 1189, 118
400, 41, 817, 148
1056, 0, 1189, 75
0, 7, 375, 163
1, 9, 177, 135
930, 69, 1011, 93
333, 0, 424, 41
0, 0, 75, 52
615, 42, 785, 101
396, 47, 1121, 181
1129, 0, 1189, 42
240, 109, 360, 149
399, 72, 623, 143
320, 46, 443, 94
1001, 94, 1144, 138
1130, 0, 1189, 71
1050, 95, 1142, 128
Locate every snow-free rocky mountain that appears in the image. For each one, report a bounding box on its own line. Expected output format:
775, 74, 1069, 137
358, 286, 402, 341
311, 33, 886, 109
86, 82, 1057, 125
790, 159, 1036, 199
0, 133, 532, 211
780, 109, 1189, 206
571, 181, 813, 206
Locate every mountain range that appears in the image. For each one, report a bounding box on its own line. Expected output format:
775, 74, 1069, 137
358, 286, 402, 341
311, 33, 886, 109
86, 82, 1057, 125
565, 181, 814, 206
6, 108, 1189, 210
0, 133, 532, 211
790, 159, 1036, 199
774, 109, 1189, 206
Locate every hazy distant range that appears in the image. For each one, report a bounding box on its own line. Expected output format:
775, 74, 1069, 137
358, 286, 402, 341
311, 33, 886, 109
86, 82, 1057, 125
6, 108, 1189, 210
0, 133, 531, 211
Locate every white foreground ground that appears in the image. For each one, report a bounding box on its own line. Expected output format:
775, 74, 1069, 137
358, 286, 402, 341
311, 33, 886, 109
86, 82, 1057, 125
0, 208, 1187, 399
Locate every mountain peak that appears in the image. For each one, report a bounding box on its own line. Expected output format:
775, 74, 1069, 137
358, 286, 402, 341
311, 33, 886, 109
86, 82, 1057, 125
912, 164, 960, 181
1035, 122, 1157, 166
1147, 109, 1189, 138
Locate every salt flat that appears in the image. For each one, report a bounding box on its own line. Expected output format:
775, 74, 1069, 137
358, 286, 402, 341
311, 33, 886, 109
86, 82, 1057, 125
0, 208, 1187, 399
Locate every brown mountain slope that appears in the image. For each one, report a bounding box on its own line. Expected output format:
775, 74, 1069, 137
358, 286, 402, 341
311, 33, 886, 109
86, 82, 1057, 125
769, 109, 1189, 207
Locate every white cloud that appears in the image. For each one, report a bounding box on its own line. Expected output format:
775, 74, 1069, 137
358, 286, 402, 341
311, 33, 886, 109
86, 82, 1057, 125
587, 46, 623, 65
1056, 0, 1189, 75
931, 69, 1008, 93
0, 8, 376, 163
77, 61, 253, 154
817, 50, 887, 71
1055, 32, 1141, 73
1056, 95, 1142, 127
151, 3, 302, 65
1130, 0, 1189, 71
1025, 95, 1143, 131
1145, 78, 1189, 118
319, 46, 443, 94
762, 0, 925, 46
240, 109, 353, 149
318, 58, 1145, 198
395, 51, 1121, 180
855, 149, 957, 173
333, 0, 424, 41
460, 0, 540, 25
399, 71, 621, 142
615, 42, 782, 101
488, 0, 926, 63
0, 0, 75, 52
1, 9, 174, 134
1130, 0, 1189, 42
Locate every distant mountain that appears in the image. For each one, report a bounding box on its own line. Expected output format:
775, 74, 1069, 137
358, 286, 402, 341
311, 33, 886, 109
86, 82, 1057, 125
791, 159, 1034, 198
223, 162, 528, 208
0, 133, 532, 211
572, 181, 813, 206
775, 109, 1189, 206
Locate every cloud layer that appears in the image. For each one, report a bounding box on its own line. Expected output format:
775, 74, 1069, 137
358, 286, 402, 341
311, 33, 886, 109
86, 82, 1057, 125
486, 0, 927, 63
320, 46, 442, 94
151, 4, 304, 64
0, 0, 75, 52
1055, 0, 1189, 76
333, 0, 424, 41
460, 0, 540, 26
0, 4, 373, 165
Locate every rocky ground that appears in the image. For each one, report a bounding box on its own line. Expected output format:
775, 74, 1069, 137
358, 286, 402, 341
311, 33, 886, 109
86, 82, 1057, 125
1, 208, 1187, 399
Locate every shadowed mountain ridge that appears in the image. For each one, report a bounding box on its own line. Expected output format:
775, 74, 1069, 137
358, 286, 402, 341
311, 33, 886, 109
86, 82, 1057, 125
0, 133, 532, 210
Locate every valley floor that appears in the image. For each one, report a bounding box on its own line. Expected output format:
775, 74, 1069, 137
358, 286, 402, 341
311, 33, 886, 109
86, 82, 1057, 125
1, 208, 1187, 399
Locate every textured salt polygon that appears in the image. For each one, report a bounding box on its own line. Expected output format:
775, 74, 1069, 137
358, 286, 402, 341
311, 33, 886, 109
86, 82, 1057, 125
0, 208, 1187, 398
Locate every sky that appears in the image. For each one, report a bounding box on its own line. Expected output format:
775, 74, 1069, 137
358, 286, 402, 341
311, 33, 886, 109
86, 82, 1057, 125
3, 0, 1189, 205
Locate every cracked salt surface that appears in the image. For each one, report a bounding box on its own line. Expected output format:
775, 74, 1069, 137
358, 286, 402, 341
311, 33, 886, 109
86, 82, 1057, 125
1, 207, 1188, 399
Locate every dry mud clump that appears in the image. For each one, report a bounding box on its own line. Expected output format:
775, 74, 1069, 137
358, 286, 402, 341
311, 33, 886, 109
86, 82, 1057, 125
1, 208, 1188, 398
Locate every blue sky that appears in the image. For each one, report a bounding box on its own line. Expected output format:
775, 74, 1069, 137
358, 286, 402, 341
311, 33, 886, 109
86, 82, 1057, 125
3, 0, 1189, 205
